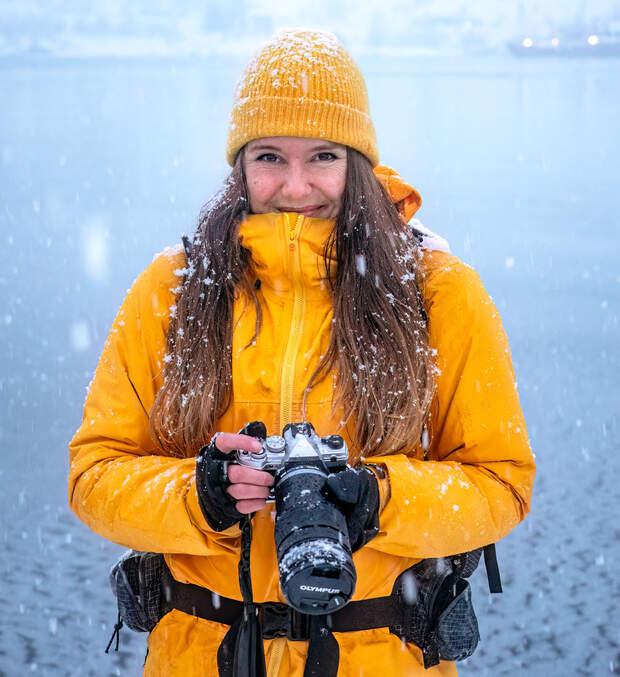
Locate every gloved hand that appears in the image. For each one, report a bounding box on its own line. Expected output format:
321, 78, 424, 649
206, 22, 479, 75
324, 466, 380, 552
196, 421, 273, 532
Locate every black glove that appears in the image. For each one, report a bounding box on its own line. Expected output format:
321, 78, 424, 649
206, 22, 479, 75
324, 465, 380, 552
196, 422, 267, 532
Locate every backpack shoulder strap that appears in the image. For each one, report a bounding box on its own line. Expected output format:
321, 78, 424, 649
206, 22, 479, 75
181, 234, 193, 262
483, 544, 503, 593
450, 544, 502, 593
410, 219, 451, 253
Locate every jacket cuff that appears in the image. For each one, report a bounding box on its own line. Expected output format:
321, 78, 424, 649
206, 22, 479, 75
186, 477, 242, 539
364, 463, 391, 514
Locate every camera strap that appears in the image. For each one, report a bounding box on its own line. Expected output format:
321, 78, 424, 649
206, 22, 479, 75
206, 512, 340, 677
216, 515, 267, 677
304, 617, 339, 676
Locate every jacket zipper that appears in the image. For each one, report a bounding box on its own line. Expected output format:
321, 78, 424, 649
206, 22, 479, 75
269, 213, 304, 676
278, 213, 305, 431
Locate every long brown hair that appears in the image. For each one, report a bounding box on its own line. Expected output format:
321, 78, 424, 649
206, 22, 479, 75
150, 147, 436, 460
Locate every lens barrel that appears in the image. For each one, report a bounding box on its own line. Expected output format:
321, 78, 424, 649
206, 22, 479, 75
274, 463, 356, 614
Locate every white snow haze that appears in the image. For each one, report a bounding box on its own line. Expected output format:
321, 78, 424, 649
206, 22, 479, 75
1, 2, 619, 675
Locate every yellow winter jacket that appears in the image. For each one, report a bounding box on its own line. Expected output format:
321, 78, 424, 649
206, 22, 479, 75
68, 195, 535, 676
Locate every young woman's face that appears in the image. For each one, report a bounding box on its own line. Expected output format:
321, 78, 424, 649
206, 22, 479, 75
242, 137, 347, 219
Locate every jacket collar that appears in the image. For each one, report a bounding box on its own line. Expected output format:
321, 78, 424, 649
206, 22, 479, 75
236, 167, 421, 298
238, 212, 336, 299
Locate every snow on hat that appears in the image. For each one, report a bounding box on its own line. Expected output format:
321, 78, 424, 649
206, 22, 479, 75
226, 28, 379, 167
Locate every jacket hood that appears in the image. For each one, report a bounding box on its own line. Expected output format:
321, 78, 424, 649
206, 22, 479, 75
373, 165, 422, 222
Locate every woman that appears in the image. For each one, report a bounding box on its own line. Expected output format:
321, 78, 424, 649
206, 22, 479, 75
69, 29, 535, 676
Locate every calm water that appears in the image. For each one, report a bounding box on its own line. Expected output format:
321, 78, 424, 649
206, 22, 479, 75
0, 56, 618, 675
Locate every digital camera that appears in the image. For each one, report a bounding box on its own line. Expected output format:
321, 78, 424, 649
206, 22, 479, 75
232, 421, 356, 615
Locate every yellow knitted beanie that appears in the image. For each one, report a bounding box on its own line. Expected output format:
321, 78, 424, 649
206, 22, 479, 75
226, 29, 379, 167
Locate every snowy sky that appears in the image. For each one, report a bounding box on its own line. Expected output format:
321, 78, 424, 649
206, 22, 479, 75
1, 0, 619, 56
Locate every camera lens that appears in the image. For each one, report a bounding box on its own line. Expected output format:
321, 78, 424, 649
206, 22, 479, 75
274, 466, 356, 614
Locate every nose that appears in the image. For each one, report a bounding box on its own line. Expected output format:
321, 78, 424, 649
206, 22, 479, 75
280, 163, 312, 202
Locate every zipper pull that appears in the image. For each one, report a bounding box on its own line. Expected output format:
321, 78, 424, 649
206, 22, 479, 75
288, 214, 303, 249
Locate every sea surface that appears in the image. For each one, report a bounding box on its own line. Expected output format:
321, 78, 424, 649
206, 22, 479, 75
0, 54, 618, 675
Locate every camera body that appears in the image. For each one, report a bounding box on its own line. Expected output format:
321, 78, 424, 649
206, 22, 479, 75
234, 422, 348, 478
232, 422, 356, 615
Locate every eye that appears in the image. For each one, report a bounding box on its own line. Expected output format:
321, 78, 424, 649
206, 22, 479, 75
255, 152, 279, 163
315, 151, 338, 161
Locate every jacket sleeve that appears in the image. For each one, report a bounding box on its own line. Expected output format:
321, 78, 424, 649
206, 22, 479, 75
364, 254, 535, 559
68, 250, 241, 556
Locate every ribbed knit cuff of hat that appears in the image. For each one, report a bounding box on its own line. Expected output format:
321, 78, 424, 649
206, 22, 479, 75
227, 95, 379, 167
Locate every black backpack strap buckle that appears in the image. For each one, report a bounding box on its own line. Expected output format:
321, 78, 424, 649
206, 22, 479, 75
260, 602, 310, 641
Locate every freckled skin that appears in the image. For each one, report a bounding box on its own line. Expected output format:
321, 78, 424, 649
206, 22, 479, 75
243, 136, 347, 219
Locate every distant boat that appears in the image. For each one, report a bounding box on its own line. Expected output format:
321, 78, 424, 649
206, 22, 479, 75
508, 33, 620, 58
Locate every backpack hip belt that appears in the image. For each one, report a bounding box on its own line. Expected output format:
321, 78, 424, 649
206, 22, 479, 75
108, 540, 501, 674
160, 544, 501, 674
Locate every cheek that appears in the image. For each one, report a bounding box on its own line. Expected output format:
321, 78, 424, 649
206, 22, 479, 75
247, 175, 273, 210
326, 168, 347, 203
